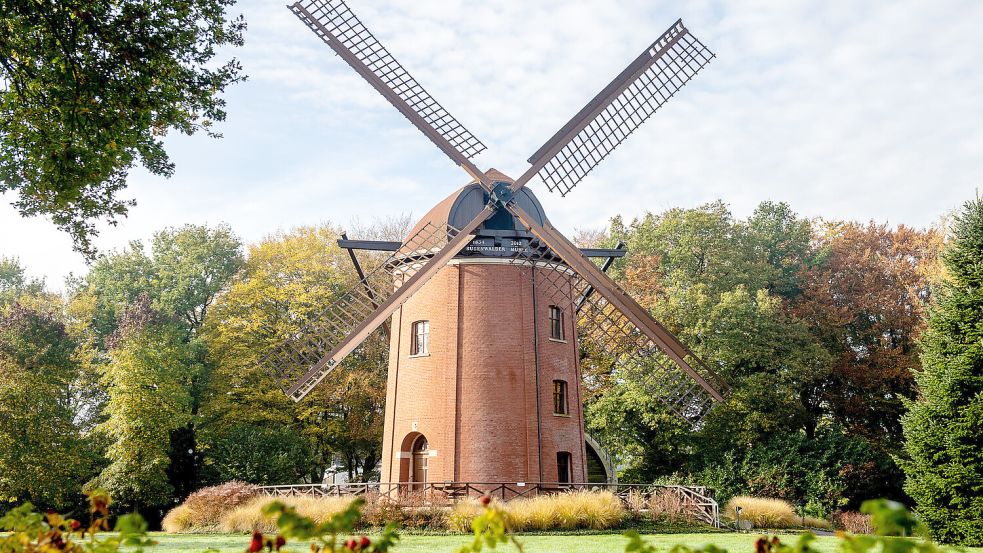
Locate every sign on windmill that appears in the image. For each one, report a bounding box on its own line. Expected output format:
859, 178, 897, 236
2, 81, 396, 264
262, 0, 729, 490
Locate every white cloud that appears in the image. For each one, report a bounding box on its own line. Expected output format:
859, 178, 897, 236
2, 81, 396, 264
2, 0, 981, 289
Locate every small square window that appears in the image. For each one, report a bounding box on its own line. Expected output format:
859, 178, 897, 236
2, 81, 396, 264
410, 320, 429, 356
548, 305, 565, 341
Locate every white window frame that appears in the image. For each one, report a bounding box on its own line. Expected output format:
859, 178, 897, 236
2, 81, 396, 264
410, 320, 429, 356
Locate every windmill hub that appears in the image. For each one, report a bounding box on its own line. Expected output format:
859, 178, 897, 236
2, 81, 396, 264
489, 180, 515, 207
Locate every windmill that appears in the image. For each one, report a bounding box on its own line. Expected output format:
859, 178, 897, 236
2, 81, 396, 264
266, 0, 729, 486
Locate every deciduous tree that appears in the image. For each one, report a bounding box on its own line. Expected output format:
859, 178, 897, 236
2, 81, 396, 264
88, 295, 194, 513
202, 225, 387, 483
0, 0, 246, 257
796, 222, 942, 443
0, 304, 95, 511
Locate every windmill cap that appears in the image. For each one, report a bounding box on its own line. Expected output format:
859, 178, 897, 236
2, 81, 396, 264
404, 169, 547, 242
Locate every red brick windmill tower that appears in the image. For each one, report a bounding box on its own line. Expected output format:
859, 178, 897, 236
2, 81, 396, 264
265, 0, 730, 488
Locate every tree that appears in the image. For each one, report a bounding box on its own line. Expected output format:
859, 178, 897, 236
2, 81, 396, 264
587, 201, 927, 512
88, 295, 194, 514
202, 424, 308, 486
796, 222, 942, 443
0, 257, 44, 309
150, 224, 243, 331
81, 224, 243, 341
744, 201, 814, 300
77, 224, 243, 502
0, 304, 95, 512
0, 1, 245, 257
901, 199, 983, 546
585, 381, 689, 483
201, 225, 387, 483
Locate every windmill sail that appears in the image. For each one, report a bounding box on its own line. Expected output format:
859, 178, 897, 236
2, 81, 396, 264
518, 19, 714, 196
289, 0, 487, 172
501, 201, 729, 424
264, 206, 494, 401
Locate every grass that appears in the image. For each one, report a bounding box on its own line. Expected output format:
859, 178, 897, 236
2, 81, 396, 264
139, 532, 983, 553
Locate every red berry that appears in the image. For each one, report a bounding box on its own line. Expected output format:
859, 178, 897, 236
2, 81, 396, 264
274, 535, 286, 550
345, 538, 358, 550
479, 495, 491, 506
359, 536, 371, 548
248, 531, 264, 553
70, 520, 81, 531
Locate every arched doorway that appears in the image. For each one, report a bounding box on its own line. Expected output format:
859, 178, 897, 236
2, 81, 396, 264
411, 434, 429, 489
585, 433, 618, 484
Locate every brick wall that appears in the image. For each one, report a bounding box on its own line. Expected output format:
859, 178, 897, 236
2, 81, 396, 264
381, 260, 587, 484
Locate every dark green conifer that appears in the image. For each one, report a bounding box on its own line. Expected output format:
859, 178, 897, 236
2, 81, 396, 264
901, 198, 983, 545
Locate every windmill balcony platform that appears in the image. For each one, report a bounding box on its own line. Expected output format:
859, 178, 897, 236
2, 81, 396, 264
258, 482, 721, 528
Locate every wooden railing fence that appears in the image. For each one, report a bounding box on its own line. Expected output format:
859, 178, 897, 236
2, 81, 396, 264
259, 482, 720, 527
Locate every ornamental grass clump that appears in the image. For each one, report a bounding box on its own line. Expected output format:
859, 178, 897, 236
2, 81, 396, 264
163, 481, 261, 532
161, 504, 195, 533
647, 488, 692, 524
220, 495, 355, 533
723, 496, 797, 529
834, 511, 873, 534
447, 499, 485, 533
505, 491, 625, 531
803, 516, 833, 530
450, 490, 625, 532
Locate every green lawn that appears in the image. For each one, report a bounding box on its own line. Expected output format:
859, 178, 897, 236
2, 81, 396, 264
144, 532, 983, 553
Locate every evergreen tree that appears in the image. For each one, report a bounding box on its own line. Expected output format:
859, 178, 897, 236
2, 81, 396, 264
901, 199, 983, 546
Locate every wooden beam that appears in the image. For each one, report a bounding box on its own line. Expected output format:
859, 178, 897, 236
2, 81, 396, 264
340, 233, 390, 340
337, 240, 627, 259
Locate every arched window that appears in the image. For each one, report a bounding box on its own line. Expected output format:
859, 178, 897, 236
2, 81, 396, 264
557, 451, 572, 484
548, 305, 565, 341
410, 320, 429, 356
553, 380, 568, 415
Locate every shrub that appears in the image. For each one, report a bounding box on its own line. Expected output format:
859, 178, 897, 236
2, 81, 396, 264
834, 511, 873, 534
625, 489, 647, 517
397, 493, 447, 529
360, 492, 446, 529
0, 490, 156, 552
161, 481, 260, 532
221, 495, 355, 533
723, 496, 796, 529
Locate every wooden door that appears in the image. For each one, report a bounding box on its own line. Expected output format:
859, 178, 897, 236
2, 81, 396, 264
411, 435, 428, 489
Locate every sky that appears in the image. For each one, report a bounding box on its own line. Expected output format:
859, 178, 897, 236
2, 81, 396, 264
2, 0, 982, 289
